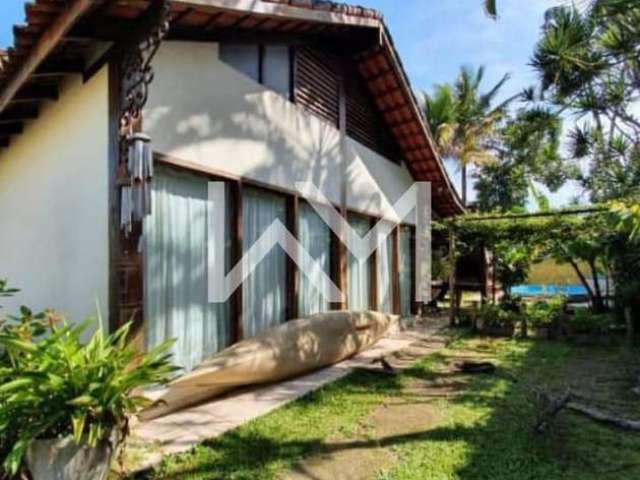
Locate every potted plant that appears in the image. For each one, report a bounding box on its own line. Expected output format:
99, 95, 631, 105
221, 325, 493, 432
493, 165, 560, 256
478, 303, 517, 337
526, 296, 566, 339
0, 312, 177, 479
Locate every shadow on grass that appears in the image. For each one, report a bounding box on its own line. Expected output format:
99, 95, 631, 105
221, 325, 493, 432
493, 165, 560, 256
139, 336, 640, 480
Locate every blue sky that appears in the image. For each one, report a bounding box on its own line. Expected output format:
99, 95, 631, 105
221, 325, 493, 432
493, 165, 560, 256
0, 0, 581, 206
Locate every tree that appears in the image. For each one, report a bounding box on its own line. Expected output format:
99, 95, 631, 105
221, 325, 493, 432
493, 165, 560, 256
484, 0, 497, 19
532, 0, 640, 202
475, 104, 567, 212
475, 162, 528, 212
424, 66, 519, 205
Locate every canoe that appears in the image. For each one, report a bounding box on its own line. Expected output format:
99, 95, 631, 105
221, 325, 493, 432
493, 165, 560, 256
139, 311, 398, 421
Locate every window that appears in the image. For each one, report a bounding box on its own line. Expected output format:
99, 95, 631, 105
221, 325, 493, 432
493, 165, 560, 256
242, 188, 288, 337
377, 222, 394, 314
347, 214, 371, 311
399, 226, 413, 317
220, 44, 260, 83
144, 166, 232, 372
298, 202, 331, 316
263, 45, 291, 99
220, 43, 292, 99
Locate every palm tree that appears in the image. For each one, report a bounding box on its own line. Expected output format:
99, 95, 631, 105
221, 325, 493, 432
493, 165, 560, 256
424, 66, 519, 205
484, 0, 498, 19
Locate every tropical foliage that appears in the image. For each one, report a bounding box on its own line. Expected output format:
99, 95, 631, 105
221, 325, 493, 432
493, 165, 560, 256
443, 196, 639, 324
424, 66, 519, 205
532, 0, 640, 203
0, 311, 178, 475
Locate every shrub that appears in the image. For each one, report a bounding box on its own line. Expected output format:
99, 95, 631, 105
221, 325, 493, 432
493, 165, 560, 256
526, 296, 566, 328
569, 309, 612, 334
478, 302, 520, 330
0, 314, 178, 475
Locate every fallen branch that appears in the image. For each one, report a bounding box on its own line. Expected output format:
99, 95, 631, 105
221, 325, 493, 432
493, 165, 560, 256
535, 390, 640, 433
567, 402, 640, 431
535, 390, 571, 433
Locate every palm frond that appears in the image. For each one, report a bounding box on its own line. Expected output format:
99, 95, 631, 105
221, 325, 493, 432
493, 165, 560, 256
484, 0, 498, 20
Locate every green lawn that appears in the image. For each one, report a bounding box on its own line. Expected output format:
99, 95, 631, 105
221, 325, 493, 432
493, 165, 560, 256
139, 333, 640, 480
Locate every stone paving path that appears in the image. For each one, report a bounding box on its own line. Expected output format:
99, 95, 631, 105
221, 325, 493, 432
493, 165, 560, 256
125, 316, 448, 474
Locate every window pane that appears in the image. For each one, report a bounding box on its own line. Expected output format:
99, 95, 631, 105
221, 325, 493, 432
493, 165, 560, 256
263, 45, 291, 98
220, 43, 260, 83
242, 188, 287, 337
377, 222, 394, 314
298, 202, 331, 317
348, 215, 371, 311
399, 226, 413, 317
144, 166, 231, 373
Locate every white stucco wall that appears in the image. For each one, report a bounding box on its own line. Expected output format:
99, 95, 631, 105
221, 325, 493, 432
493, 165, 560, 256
144, 41, 416, 224
0, 68, 109, 323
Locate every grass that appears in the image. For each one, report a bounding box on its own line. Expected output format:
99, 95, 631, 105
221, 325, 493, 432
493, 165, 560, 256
139, 333, 640, 480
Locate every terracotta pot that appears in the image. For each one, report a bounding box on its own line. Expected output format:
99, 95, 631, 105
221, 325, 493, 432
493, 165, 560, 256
26, 432, 118, 480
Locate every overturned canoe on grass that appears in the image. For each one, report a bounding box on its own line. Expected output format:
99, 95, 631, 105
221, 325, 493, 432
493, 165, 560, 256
139, 311, 398, 421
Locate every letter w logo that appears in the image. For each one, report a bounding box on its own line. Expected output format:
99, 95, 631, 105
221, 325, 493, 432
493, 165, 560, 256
207, 182, 432, 304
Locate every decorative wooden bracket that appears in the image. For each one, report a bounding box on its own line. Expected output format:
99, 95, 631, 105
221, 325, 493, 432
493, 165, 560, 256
120, 0, 171, 137
118, 0, 171, 235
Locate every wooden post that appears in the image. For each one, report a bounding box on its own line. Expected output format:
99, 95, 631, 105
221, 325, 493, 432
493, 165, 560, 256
410, 226, 420, 317
330, 227, 347, 311
492, 250, 497, 305
286, 195, 299, 320
369, 218, 379, 311
230, 180, 244, 342
392, 226, 401, 315
108, 61, 121, 334
448, 227, 457, 327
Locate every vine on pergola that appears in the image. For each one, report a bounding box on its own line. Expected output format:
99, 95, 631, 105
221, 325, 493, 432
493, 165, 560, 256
436, 201, 639, 317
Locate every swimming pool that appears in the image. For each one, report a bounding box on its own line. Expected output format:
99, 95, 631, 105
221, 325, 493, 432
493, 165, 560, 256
511, 284, 588, 297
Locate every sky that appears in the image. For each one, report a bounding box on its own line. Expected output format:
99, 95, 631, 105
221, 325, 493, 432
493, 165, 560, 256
0, 0, 583, 207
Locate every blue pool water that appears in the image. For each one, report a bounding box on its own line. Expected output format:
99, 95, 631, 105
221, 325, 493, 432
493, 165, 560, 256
511, 284, 588, 297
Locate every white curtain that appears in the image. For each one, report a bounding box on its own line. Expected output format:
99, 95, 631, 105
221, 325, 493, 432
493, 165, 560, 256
399, 226, 413, 317
347, 215, 371, 311
144, 167, 231, 373
377, 222, 394, 313
242, 188, 287, 337
298, 202, 331, 317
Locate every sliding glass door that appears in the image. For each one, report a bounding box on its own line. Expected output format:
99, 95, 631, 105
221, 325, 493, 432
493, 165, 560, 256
298, 202, 331, 317
144, 167, 231, 373
242, 188, 287, 337
347, 214, 371, 311
399, 226, 413, 317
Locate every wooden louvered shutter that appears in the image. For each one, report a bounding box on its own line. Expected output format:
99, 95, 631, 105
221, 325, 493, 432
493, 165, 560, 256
346, 70, 401, 162
294, 47, 340, 127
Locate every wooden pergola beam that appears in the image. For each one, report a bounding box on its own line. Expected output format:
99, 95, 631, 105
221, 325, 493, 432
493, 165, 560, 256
0, 0, 97, 114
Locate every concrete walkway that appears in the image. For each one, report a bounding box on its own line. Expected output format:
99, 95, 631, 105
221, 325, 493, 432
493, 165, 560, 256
126, 316, 448, 473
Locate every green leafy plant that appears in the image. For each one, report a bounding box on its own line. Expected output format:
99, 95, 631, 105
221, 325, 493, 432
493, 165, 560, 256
569, 308, 612, 334
526, 296, 566, 328
478, 302, 520, 332
0, 314, 178, 475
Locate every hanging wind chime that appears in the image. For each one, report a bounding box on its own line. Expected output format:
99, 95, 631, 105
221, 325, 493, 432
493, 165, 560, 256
119, 0, 171, 236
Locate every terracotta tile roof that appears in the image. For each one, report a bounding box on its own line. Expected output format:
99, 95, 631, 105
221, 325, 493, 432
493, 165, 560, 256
261, 0, 383, 20
0, 0, 462, 215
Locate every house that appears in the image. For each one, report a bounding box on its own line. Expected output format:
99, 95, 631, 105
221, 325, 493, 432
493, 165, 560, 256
0, 0, 463, 371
